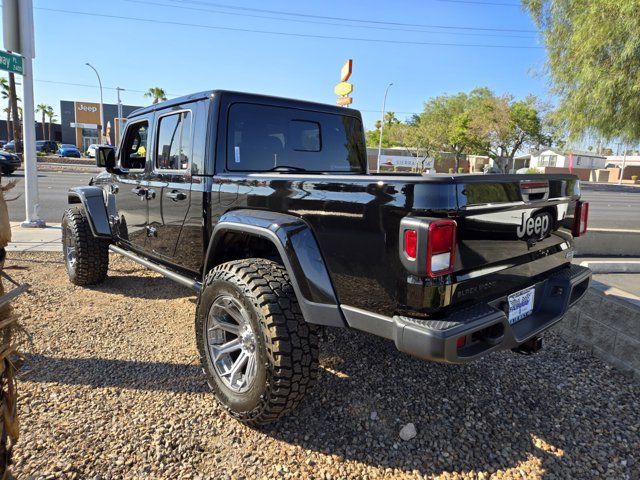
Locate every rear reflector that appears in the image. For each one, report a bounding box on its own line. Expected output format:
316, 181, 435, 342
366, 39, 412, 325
572, 201, 589, 237
456, 336, 466, 349
427, 220, 457, 277
404, 229, 417, 259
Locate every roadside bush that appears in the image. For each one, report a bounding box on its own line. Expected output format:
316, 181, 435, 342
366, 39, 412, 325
448, 168, 454, 174
458, 167, 465, 173
632, 175, 638, 183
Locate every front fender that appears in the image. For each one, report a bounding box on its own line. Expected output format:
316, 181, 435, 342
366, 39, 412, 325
68, 186, 111, 239
206, 209, 345, 328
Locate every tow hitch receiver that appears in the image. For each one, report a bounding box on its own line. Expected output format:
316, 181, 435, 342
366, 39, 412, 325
511, 336, 543, 355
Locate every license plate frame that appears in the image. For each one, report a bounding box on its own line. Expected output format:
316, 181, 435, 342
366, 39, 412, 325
507, 286, 535, 325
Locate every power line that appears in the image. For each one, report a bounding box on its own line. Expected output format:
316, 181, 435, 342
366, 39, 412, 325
436, 0, 521, 6
31, 78, 421, 116
127, 0, 536, 39
37, 7, 542, 49
173, 0, 537, 33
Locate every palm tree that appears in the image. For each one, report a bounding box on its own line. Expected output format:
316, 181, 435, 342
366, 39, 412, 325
45, 107, 57, 141
0, 78, 11, 141
35, 103, 50, 140
384, 111, 398, 126
144, 87, 167, 104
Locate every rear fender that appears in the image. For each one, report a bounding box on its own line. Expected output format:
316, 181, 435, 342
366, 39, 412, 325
67, 186, 111, 239
205, 209, 345, 328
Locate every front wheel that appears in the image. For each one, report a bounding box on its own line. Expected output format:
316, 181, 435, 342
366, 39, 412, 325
61, 207, 109, 286
196, 258, 319, 425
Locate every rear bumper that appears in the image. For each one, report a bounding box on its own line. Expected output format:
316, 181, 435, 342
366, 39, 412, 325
342, 264, 591, 364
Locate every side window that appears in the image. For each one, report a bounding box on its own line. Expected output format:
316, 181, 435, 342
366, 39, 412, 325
156, 111, 192, 170
121, 121, 149, 170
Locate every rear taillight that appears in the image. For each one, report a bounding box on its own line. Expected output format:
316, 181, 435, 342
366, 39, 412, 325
404, 229, 417, 259
427, 220, 457, 277
572, 201, 589, 237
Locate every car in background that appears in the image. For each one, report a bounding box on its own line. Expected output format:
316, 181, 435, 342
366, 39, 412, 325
36, 140, 58, 154
58, 144, 82, 158
0, 150, 22, 175
0, 140, 7, 149
86, 144, 111, 158
3, 140, 22, 152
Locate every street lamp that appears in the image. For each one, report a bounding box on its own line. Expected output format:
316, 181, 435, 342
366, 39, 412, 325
377, 82, 393, 171
85, 62, 105, 143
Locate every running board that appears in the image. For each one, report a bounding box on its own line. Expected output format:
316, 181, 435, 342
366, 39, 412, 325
109, 244, 202, 292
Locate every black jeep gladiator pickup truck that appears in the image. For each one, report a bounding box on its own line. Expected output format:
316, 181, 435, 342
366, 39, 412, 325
63, 90, 591, 425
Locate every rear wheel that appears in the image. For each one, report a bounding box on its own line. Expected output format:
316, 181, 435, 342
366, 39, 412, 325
196, 258, 319, 425
62, 207, 109, 286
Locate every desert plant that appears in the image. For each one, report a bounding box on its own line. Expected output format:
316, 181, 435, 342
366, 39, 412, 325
448, 168, 454, 174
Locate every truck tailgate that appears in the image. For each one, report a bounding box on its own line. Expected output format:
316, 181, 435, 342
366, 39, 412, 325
452, 175, 580, 276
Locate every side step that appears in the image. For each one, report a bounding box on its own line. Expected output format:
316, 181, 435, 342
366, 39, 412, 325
109, 244, 202, 292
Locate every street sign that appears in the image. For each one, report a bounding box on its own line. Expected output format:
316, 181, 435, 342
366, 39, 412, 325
334, 82, 353, 96
0, 50, 23, 75
340, 59, 353, 82
336, 96, 353, 106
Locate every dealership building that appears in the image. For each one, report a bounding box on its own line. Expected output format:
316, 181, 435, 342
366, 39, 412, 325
60, 100, 142, 151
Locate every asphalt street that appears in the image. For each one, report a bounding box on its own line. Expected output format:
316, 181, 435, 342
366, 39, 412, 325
4, 170, 640, 229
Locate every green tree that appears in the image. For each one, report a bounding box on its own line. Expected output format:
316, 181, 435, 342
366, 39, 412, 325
35, 103, 50, 140
144, 87, 167, 104
524, 0, 640, 142
469, 92, 547, 171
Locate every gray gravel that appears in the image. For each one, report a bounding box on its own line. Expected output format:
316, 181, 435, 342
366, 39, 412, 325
7, 252, 640, 479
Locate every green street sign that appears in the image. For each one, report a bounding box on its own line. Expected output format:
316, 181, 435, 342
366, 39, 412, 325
0, 50, 23, 75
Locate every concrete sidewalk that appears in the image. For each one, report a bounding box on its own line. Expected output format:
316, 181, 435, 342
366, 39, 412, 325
6, 222, 62, 252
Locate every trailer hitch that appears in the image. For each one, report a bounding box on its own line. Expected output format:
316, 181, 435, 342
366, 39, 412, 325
511, 336, 543, 355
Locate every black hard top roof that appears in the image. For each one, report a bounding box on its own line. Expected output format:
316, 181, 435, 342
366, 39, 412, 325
129, 90, 360, 119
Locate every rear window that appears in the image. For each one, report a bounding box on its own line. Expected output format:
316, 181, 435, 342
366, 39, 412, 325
226, 103, 366, 173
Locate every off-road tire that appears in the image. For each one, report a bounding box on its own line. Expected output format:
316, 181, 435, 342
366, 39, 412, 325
61, 207, 109, 286
196, 258, 319, 425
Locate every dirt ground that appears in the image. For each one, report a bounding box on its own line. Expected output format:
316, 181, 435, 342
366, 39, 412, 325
5, 252, 640, 479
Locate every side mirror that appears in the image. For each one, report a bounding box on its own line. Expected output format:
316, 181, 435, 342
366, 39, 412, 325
96, 146, 116, 171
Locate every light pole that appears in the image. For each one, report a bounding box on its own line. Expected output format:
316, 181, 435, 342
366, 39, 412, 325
377, 82, 393, 171
85, 62, 105, 143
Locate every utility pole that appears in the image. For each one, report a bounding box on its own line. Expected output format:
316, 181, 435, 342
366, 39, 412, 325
618, 146, 627, 185
3, 0, 44, 227
116, 87, 124, 144
377, 82, 393, 172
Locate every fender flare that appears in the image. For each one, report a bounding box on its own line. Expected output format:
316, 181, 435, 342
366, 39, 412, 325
67, 186, 112, 239
205, 209, 345, 328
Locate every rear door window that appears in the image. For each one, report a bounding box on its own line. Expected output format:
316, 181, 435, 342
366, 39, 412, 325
226, 103, 366, 173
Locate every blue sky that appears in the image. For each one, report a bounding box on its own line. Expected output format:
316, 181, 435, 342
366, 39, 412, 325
3, 0, 548, 129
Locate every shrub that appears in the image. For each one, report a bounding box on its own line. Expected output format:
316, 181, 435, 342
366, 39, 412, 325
448, 168, 454, 174
458, 167, 465, 173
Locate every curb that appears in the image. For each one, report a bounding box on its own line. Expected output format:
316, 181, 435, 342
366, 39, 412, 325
574, 228, 640, 256
579, 260, 640, 274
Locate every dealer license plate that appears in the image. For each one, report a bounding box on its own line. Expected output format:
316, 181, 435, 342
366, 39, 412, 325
507, 286, 535, 324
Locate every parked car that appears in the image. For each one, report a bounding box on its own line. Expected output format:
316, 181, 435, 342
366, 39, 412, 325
3, 140, 22, 152
36, 140, 58, 154
64, 90, 592, 425
0, 151, 22, 175
0, 140, 7, 149
86, 144, 111, 158
58, 144, 82, 158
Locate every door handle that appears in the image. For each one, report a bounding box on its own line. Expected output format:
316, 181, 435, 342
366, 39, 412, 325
166, 190, 187, 201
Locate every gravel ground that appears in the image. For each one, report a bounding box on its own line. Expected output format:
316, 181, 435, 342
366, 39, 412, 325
5, 251, 640, 479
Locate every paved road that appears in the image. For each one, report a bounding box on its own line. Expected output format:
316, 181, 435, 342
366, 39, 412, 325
4, 170, 640, 229
5, 170, 94, 223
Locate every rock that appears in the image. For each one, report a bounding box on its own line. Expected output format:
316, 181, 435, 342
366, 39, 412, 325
399, 423, 417, 441
370, 411, 378, 421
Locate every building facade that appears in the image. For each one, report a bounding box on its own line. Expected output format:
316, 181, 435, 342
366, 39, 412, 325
530, 149, 607, 170
60, 100, 142, 151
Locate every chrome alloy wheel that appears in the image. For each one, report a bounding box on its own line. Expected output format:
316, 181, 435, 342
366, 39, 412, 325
206, 295, 258, 393
64, 227, 77, 270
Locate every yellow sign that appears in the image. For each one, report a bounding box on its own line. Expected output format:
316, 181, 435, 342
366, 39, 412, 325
336, 96, 353, 106
334, 82, 353, 96
340, 59, 353, 82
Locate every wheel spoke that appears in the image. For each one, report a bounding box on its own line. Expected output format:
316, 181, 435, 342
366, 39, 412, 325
211, 338, 241, 359
220, 298, 246, 326
208, 319, 239, 336
228, 350, 250, 386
